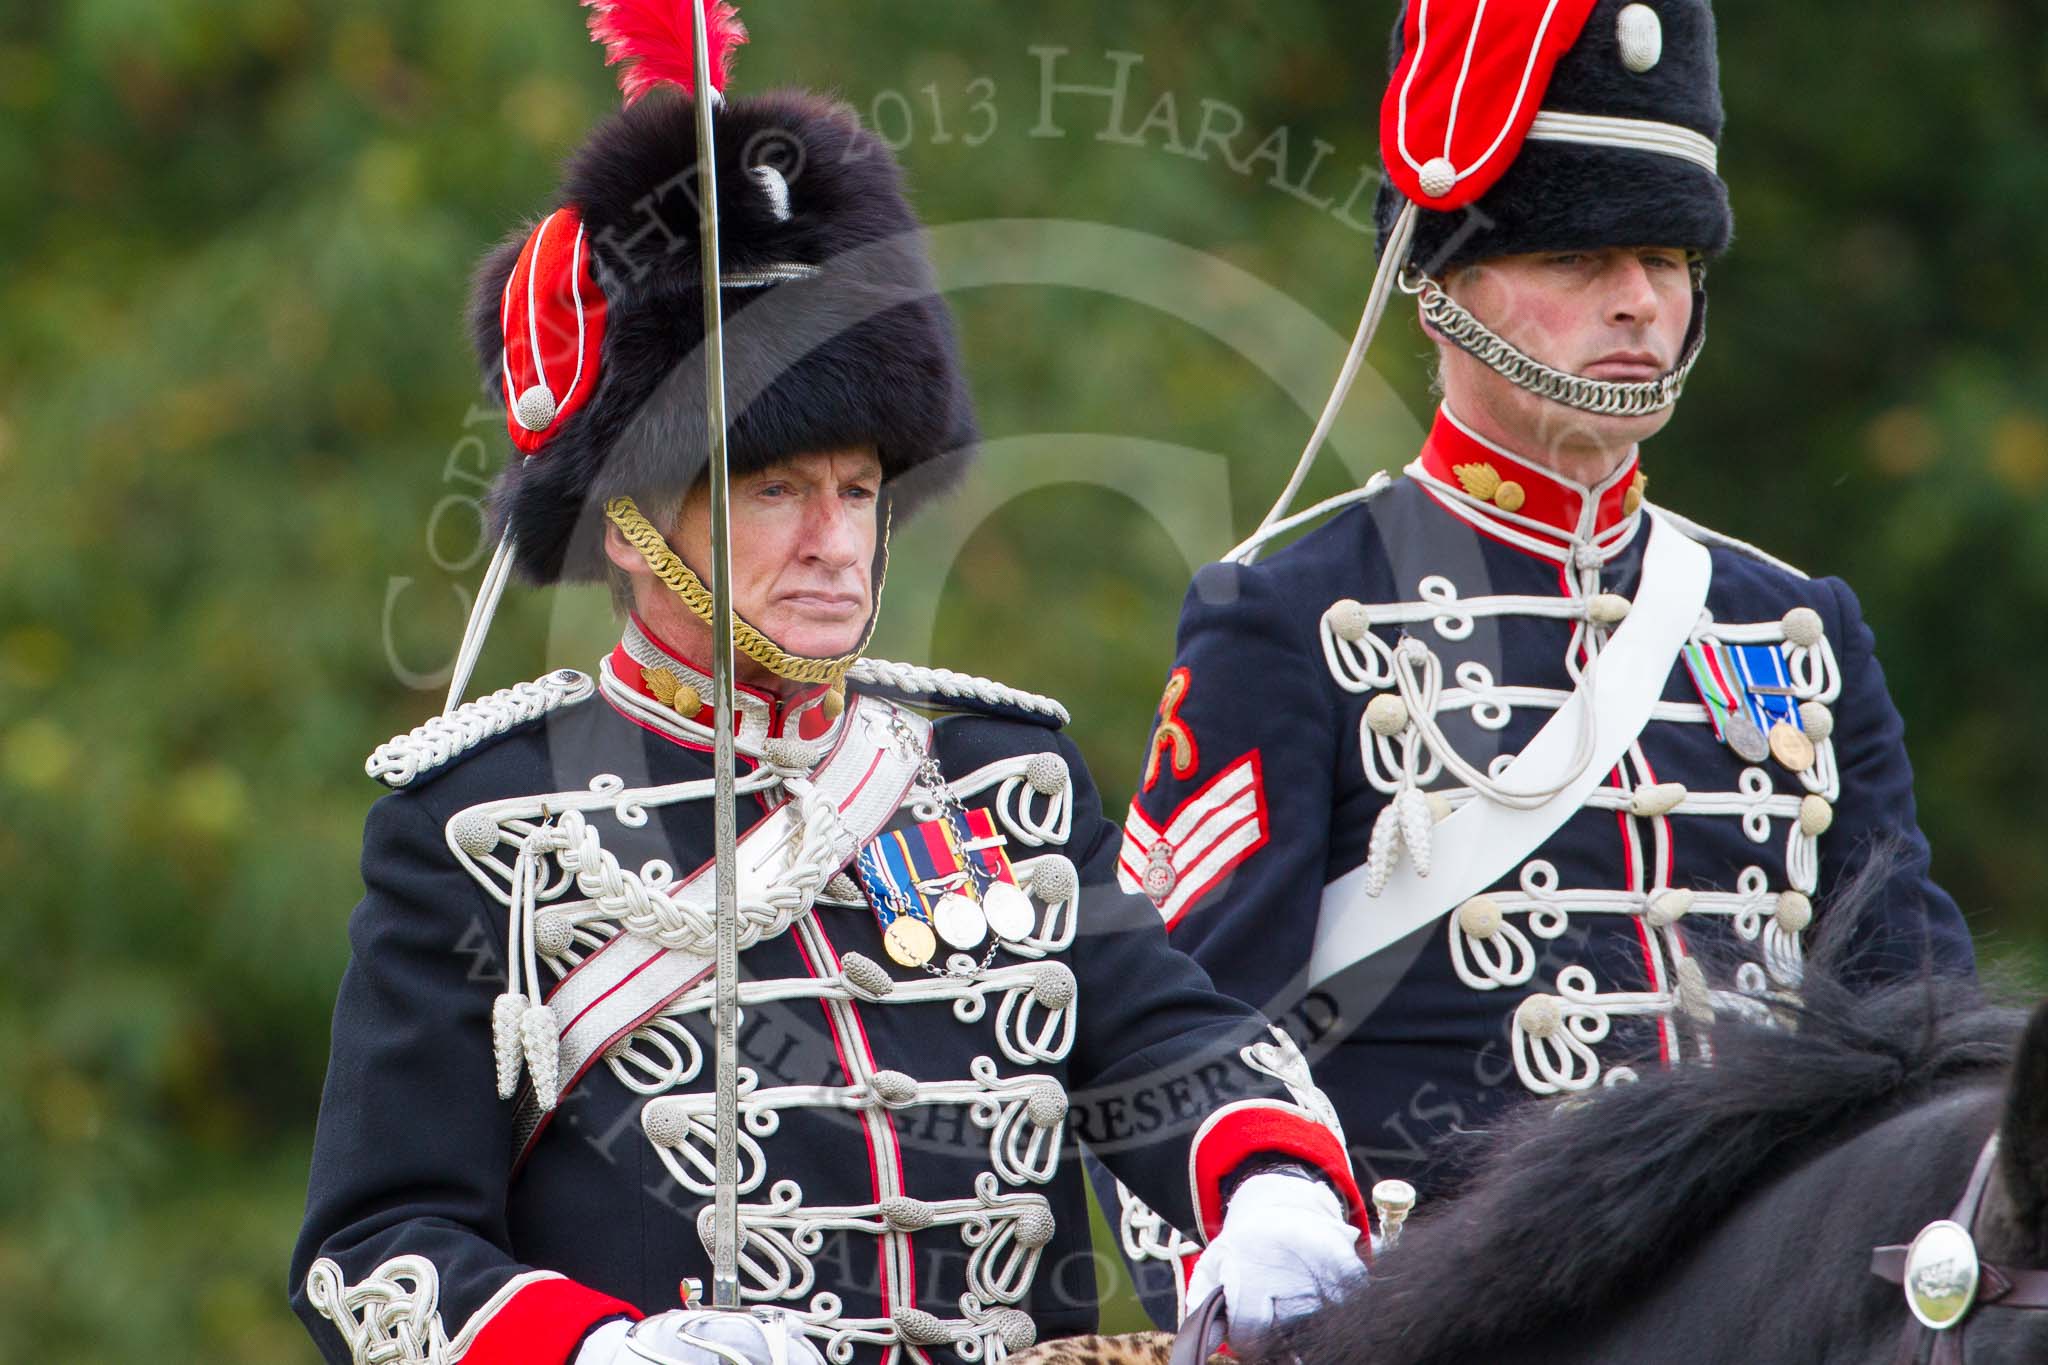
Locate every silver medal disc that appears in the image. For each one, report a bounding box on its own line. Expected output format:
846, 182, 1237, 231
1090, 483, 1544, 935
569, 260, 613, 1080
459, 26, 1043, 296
981, 881, 1037, 941
1723, 712, 1770, 763
933, 891, 988, 951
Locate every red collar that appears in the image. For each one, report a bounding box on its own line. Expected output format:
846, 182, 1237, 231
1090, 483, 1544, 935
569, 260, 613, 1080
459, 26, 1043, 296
610, 613, 835, 742
1418, 407, 1645, 543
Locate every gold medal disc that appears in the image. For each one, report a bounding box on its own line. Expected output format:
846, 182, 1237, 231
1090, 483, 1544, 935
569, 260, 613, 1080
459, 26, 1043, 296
883, 915, 937, 969
1768, 720, 1816, 773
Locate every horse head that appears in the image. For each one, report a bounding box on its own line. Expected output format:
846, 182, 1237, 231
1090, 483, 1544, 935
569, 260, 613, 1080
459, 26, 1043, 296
1239, 944, 2038, 1365
1872, 999, 2048, 1363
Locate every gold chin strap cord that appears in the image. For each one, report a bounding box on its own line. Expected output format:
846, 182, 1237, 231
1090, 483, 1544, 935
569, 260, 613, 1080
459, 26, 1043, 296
605, 495, 889, 712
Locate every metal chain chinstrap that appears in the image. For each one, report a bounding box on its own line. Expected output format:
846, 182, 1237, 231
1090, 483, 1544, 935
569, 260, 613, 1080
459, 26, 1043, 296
1401, 265, 1707, 418
604, 495, 890, 687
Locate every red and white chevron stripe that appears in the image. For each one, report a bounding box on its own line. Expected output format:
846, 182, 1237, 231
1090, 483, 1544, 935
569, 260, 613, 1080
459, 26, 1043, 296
1118, 751, 1270, 930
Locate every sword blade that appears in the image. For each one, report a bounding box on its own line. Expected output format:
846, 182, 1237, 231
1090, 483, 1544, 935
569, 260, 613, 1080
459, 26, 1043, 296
687, 0, 743, 1312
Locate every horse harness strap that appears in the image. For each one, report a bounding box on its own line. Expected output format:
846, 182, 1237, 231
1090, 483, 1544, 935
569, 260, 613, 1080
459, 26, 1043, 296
1169, 1288, 1229, 1365
1870, 1134, 2048, 1364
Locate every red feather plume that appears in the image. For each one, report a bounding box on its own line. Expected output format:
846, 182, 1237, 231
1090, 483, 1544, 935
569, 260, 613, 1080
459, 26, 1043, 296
581, 0, 748, 105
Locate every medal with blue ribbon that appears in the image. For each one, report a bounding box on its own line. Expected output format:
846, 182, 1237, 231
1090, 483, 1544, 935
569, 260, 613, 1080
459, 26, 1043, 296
854, 809, 1032, 970
1682, 638, 1808, 767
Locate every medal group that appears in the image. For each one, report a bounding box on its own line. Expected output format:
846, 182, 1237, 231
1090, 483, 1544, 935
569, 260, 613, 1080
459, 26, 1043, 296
857, 806, 1038, 971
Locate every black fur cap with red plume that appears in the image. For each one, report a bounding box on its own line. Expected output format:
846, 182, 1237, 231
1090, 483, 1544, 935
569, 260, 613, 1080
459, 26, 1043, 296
471, 0, 977, 585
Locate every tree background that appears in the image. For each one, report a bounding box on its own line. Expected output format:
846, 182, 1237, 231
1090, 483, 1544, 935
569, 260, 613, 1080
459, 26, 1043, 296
3, 1, 2045, 1357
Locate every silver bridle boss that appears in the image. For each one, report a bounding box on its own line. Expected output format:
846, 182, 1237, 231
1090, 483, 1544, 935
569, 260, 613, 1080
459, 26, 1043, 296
1869, 1134, 2048, 1364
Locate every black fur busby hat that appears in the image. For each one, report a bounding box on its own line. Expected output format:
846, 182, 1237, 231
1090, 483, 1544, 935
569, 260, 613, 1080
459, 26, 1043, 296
471, 10, 975, 586
1376, 0, 1733, 275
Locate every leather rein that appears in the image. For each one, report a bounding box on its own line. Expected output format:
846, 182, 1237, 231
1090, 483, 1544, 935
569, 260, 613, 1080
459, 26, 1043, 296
1870, 1134, 2048, 1363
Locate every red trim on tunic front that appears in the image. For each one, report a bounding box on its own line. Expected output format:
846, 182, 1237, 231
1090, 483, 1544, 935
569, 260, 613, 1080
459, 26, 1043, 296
789, 921, 930, 1364
1632, 745, 1684, 1066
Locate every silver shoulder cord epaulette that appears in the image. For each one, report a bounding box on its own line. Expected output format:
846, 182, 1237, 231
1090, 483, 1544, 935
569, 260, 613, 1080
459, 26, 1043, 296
848, 658, 1071, 727
1645, 502, 1809, 579
365, 668, 597, 789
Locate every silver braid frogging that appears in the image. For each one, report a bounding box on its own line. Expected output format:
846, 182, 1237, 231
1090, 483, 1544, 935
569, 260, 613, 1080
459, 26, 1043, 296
1401, 266, 1707, 419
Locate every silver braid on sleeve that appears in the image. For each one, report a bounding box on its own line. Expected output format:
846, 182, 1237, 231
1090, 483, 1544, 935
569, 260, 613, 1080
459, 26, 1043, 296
1400, 262, 1709, 418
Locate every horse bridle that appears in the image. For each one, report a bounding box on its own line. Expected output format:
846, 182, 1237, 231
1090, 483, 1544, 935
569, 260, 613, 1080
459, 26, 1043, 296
1870, 1134, 2048, 1363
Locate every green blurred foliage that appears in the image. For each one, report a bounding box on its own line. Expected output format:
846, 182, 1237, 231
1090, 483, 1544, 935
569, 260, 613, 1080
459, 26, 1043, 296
1, 2, 2044, 1357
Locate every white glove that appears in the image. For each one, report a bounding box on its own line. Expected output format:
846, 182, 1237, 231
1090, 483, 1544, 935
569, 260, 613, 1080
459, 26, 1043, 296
577, 1308, 828, 1365
1184, 1171, 1368, 1345
576, 1318, 634, 1365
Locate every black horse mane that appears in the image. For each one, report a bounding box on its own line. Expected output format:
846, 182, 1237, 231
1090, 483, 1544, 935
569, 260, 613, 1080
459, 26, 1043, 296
1272, 886, 2022, 1365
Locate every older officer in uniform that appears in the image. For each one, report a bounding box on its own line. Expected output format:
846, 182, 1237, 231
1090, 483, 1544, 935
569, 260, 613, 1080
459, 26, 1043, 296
290, 6, 1369, 1364
1102, 0, 1974, 1313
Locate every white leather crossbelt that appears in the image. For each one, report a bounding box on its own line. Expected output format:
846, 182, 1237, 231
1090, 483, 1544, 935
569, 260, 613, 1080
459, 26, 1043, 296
1308, 512, 1713, 986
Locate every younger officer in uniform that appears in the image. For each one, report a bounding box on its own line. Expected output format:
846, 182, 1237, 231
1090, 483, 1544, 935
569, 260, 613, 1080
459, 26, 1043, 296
290, 7, 1368, 1363
1106, 0, 1973, 1290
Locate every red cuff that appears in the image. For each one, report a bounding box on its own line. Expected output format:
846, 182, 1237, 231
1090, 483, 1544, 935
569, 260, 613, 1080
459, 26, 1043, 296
467, 1276, 644, 1365
1189, 1099, 1370, 1246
